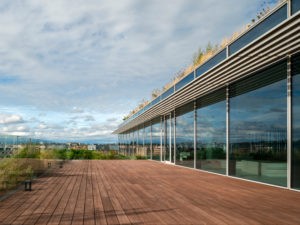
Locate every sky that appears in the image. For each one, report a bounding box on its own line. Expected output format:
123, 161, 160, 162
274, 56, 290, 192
0, 0, 279, 143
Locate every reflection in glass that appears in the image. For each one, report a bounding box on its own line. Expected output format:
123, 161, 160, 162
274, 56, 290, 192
196, 49, 226, 77
144, 124, 152, 159
152, 118, 161, 161
126, 133, 131, 156
292, 0, 300, 14
128, 131, 134, 156
292, 53, 300, 189
132, 129, 137, 156
229, 4, 287, 55
196, 92, 226, 174
137, 126, 145, 156
175, 103, 194, 168
163, 115, 174, 162
230, 77, 287, 187
175, 72, 194, 91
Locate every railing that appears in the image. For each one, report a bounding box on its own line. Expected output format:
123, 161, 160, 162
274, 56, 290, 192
120, 0, 299, 129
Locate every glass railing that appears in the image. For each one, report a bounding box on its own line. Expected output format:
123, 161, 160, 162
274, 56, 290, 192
175, 72, 194, 91
292, 0, 300, 15
151, 96, 161, 106
120, 1, 298, 128
161, 87, 174, 101
196, 49, 227, 77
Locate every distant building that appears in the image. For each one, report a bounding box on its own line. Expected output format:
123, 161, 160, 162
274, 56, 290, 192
88, 144, 96, 151
68, 142, 88, 150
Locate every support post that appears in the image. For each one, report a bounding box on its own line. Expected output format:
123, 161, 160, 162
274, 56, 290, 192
150, 121, 153, 160
194, 101, 197, 169
174, 110, 176, 164
160, 116, 163, 162
226, 85, 230, 176
287, 0, 292, 18
287, 55, 292, 189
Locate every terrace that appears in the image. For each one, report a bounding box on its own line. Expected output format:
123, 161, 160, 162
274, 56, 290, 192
1, 160, 300, 225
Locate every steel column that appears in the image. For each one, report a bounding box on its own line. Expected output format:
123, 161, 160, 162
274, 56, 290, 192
287, 55, 292, 189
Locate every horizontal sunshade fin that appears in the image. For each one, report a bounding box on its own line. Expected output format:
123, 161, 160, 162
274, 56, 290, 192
196, 88, 226, 109
144, 121, 151, 128
229, 60, 287, 98
151, 116, 161, 125
175, 102, 194, 117
292, 52, 300, 75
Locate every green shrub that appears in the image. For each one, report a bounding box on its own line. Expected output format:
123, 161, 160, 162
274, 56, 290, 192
135, 155, 147, 160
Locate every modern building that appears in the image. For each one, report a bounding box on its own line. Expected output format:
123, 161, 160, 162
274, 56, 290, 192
88, 144, 97, 151
114, 0, 300, 190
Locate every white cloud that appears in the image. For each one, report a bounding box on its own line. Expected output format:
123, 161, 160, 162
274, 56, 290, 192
71, 107, 85, 114
0, 0, 276, 142
0, 113, 23, 124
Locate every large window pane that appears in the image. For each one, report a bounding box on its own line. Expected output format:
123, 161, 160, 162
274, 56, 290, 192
229, 61, 287, 187
196, 89, 226, 174
136, 126, 145, 157
152, 117, 161, 161
292, 53, 300, 189
163, 114, 174, 162
128, 131, 134, 156
132, 129, 138, 156
175, 103, 194, 168
126, 133, 130, 156
144, 123, 152, 159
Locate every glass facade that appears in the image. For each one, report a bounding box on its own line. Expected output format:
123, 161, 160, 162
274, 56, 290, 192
163, 114, 174, 162
128, 131, 134, 156
152, 117, 161, 161
136, 126, 145, 156
117, 4, 300, 189
118, 56, 300, 189
196, 89, 226, 174
229, 61, 287, 186
144, 123, 152, 159
292, 53, 300, 189
175, 103, 194, 168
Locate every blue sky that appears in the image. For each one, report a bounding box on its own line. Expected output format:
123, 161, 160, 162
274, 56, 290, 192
0, 0, 279, 143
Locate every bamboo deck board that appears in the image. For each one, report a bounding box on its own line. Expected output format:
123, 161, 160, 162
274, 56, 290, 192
1, 160, 300, 225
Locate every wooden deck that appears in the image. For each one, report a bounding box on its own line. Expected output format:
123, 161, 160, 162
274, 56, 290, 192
1, 160, 300, 225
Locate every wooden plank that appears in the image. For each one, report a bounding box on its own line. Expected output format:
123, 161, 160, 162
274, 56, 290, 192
71, 161, 87, 225
95, 162, 120, 225
83, 161, 95, 225
1, 160, 300, 225
43, 161, 82, 225
90, 161, 107, 225
33, 164, 76, 225
21, 165, 72, 225
60, 161, 84, 225
3, 171, 66, 225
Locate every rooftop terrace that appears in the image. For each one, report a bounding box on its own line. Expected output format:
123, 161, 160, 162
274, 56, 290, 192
1, 160, 300, 224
